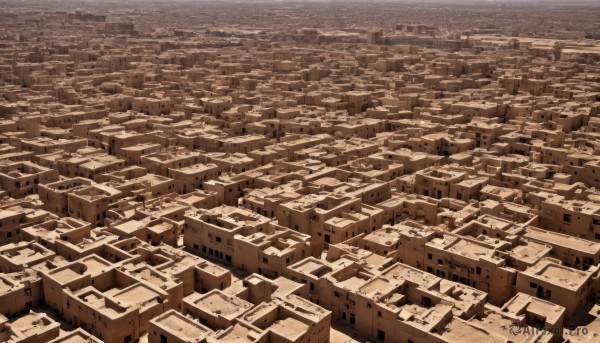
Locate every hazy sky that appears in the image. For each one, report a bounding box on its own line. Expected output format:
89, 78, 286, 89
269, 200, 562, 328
3, 0, 598, 2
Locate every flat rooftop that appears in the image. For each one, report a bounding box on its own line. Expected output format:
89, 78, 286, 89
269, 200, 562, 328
271, 317, 309, 341
525, 227, 600, 255
525, 261, 590, 290
153, 310, 212, 341
190, 290, 253, 321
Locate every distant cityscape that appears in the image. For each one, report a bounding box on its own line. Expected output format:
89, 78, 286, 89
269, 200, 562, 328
0, 1, 599, 342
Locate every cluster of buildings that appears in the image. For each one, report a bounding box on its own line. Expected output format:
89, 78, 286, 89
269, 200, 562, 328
0, 1, 600, 342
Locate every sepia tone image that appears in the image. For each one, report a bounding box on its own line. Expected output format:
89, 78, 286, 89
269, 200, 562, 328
0, 0, 599, 342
